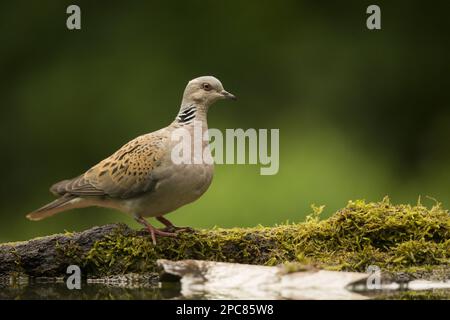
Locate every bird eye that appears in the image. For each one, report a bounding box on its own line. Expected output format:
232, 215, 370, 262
202, 83, 212, 91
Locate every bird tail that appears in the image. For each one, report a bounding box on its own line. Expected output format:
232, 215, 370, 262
26, 194, 78, 221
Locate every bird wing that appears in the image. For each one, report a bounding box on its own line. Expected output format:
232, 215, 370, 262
50, 133, 167, 199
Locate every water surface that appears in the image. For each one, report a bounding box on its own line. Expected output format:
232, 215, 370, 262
1, 280, 449, 300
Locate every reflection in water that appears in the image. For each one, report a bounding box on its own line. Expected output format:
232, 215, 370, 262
0, 280, 182, 300
1, 279, 449, 300
361, 289, 450, 300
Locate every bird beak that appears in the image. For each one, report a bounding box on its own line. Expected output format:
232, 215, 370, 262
221, 90, 237, 101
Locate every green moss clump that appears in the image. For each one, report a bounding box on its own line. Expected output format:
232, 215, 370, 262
62, 197, 450, 277
295, 197, 450, 272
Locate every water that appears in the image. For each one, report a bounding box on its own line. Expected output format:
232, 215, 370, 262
0, 280, 181, 300
1, 280, 449, 300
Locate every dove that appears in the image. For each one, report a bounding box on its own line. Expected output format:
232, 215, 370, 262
27, 76, 236, 244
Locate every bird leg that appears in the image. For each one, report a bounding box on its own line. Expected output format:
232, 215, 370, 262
134, 216, 176, 245
156, 216, 194, 233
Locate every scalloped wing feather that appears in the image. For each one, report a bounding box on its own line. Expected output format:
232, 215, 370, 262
50, 133, 167, 199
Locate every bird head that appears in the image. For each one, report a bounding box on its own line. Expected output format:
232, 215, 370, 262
181, 76, 236, 107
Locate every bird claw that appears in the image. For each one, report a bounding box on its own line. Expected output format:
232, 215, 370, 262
153, 229, 177, 237
147, 228, 177, 245
159, 226, 195, 233
138, 226, 177, 245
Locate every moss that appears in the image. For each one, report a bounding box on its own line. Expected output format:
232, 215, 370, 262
294, 197, 450, 273
58, 197, 450, 278
55, 240, 84, 267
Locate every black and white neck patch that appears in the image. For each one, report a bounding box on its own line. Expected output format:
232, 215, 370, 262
177, 106, 197, 124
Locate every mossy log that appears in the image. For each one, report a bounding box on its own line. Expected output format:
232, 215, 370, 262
1, 198, 449, 281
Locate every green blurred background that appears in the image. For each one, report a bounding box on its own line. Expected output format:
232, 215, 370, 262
1, 1, 449, 242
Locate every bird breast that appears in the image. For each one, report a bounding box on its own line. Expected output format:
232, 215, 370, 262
124, 135, 214, 217
130, 161, 214, 217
